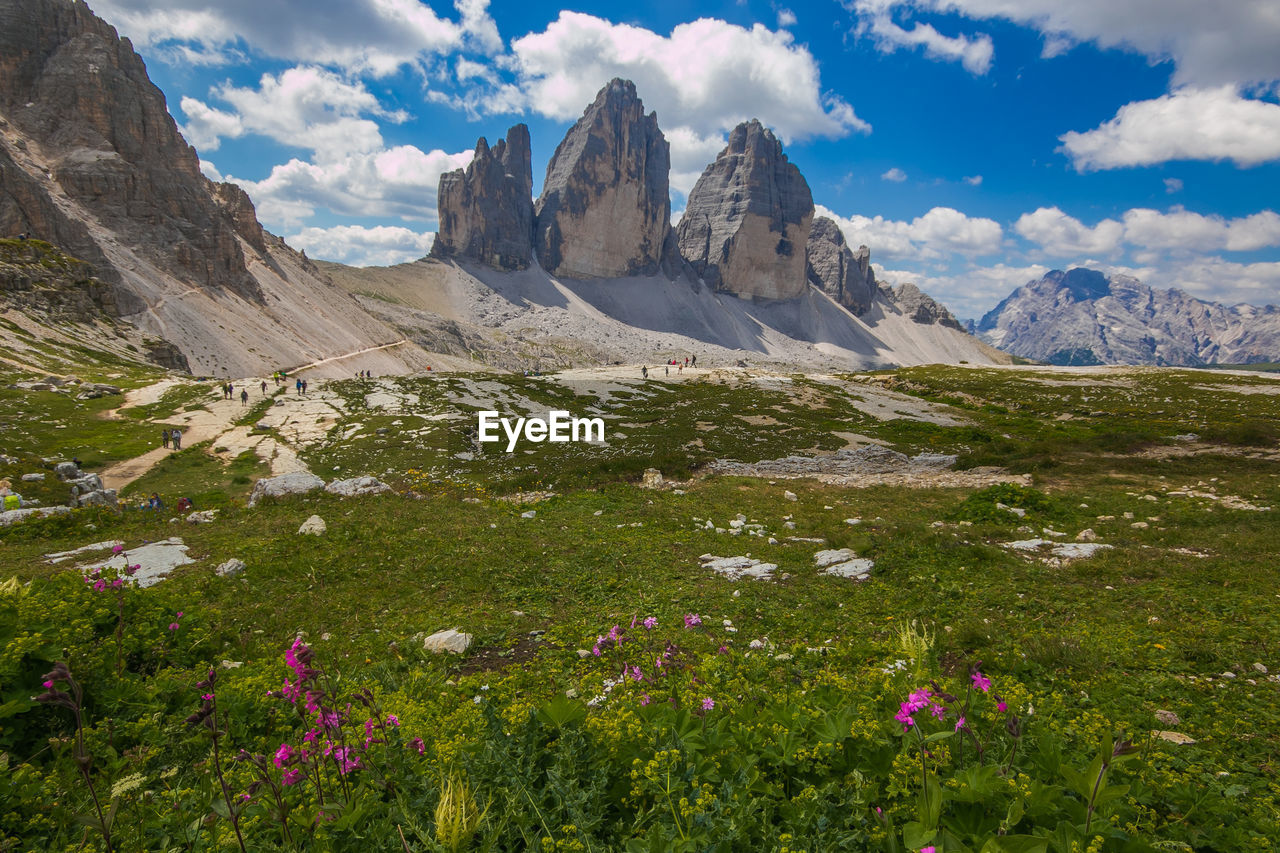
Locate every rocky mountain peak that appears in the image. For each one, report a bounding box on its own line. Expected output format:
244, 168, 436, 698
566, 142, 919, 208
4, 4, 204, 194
883, 282, 963, 330
534, 78, 674, 278
431, 123, 534, 271
675, 118, 813, 300
805, 216, 876, 315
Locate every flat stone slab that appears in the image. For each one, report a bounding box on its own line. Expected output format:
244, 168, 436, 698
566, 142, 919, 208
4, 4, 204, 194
325, 476, 391, 497
45, 540, 124, 564
699, 554, 777, 581
422, 628, 472, 654
813, 548, 857, 568
247, 472, 324, 506
821, 559, 874, 580
1005, 538, 1113, 560
76, 538, 195, 588
0, 506, 71, 526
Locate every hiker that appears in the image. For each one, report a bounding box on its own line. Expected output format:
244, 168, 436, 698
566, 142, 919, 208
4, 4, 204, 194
296, 378, 302, 395
162, 428, 170, 449
642, 365, 648, 379
171, 429, 182, 451
301, 379, 308, 394
240, 388, 248, 406
691, 354, 697, 367
148, 492, 164, 512
665, 365, 669, 376
1, 480, 20, 512
176, 496, 193, 512
261, 380, 267, 395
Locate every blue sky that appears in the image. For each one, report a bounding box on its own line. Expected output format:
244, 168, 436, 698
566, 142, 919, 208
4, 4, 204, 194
90, 0, 1280, 319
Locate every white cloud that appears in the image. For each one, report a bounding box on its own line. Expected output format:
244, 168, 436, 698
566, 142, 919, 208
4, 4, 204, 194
92, 0, 501, 76
1014, 207, 1124, 256
182, 67, 406, 160
1016, 205, 1280, 256
1152, 258, 1280, 305
490, 13, 867, 189
848, 3, 994, 74
285, 224, 436, 267
851, 0, 1280, 89
1163, 178, 1183, 194
228, 145, 473, 230
881, 167, 907, 182
1060, 86, 1280, 171
963, 175, 982, 186
817, 203, 1004, 261
777, 8, 797, 28
879, 263, 1051, 320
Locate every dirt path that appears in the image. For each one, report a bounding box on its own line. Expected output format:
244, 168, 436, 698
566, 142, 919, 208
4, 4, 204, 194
289, 339, 410, 374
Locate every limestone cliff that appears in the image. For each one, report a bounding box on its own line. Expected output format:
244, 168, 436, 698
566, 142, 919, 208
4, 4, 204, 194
805, 216, 876, 315
676, 120, 813, 301
431, 124, 533, 271
534, 79, 673, 279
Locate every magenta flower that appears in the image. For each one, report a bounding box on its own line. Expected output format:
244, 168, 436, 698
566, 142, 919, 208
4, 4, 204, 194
93, 580, 106, 592
921, 847, 937, 853
168, 622, 179, 631
997, 700, 1008, 713
409, 737, 425, 755
282, 768, 305, 786
929, 703, 946, 719
906, 688, 932, 712
125, 564, 139, 576
954, 715, 966, 732
42, 680, 54, 688
111, 545, 124, 555
683, 613, 702, 628
629, 666, 643, 682
894, 704, 915, 730
111, 578, 124, 589
273, 743, 294, 768
639, 694, 652, 706
701, 697, 715, 711
177, 611, 184, 618
971, 671, 992, 693
592, 644, 602, 657
643, 616, 658, 630
386, 714, 399, 727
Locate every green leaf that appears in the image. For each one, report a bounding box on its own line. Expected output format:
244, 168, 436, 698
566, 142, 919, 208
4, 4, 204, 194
536, 695, 587, 730
903, 820, 937, 851
981, 835, 1049, 853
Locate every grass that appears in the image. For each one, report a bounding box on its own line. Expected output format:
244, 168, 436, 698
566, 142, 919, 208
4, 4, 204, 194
1, 362, 1278, 848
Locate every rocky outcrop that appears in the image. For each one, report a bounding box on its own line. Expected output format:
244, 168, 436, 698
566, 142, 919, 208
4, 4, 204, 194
676, 120, 813, 301
534, 79, 673, 279
805, 217, 876, 314
883, 283, 963, 330
431, 124, 533, 271
0, 0, 261, 302
978, 268, 1280, 365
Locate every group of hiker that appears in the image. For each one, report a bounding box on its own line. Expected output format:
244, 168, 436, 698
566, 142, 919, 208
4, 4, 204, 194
160, 428, 183, 450
642, 354, 696, 380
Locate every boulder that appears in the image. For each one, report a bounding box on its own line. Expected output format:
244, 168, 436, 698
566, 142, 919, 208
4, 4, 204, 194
806, 217, 876, 315
53, 461, 80, 480
247, 472, 324, 506
422, 628, 472, 654
186, 510, 217, 523
534, 79, 674, 278
640, 468, 663, 489
324, 476, 391, 497
297, 515, 327, 535
215, 558, 245, 578
676, 119, 813, 300
431, 124, 534, 271
76, 488, 117, 507
0, 505, 71, 526
20, 473, 45, 482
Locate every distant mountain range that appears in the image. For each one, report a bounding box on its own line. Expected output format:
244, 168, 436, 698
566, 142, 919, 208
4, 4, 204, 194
977, 268, 1280, 366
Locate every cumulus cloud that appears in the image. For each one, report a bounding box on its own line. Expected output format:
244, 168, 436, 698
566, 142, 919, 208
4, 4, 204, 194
1163, 178, 1183, 194
285, 224, 436, 267
881, 167, 907, 182
1060, 86, 1280, 171
777, 8, 797, 28
1014, 207, 1124, 256
1016, 205, 1280, 257
850, 0, 1280, 89
92, 0, 501, 76
485, 13, 866, 191
817, 203, 1004, 262
847, 3, 994, 74
182, 67, 407, 160
225, 145, 473, 230
879, 263, 1052, 320
963, 175, 982, 186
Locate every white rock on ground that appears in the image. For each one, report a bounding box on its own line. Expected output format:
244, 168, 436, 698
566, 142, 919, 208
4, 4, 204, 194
325, 476, 391, 497
298, 515, 327, 535
641, 468, 664, 489
216, 558, 246, 578
77, 538, 194, 588
44, 540, 123, 563
1005, 539, 1113, 560
699, 554, 777, 581
1, 506, 71, 526
21, 473, 44, 482
422, 629, 472, 654
521, 510, 536, 519
813, 548, 875, 580
247, 472, 325, 507
187, 510, 217, 523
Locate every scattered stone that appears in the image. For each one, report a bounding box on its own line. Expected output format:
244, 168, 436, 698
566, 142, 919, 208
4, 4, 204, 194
640, 468, 664, 489
216, 558, 246, 578
1154, 709, 1180, 726
186, 510, 217, 523
1076, 528, 1097, 542
1005, 539, 1113, 560
20, 473, 44, 482
845, 518, 861, 525
996, 502, 1027, 518
247, 472, 324, 507
521, 510, 536, 519
1, 506, 71, 526
298, 515, 327, 535
1131, 521, 1149, 529
1253, 662, 1269, 674
699, 554, 777, 581
1153, 731, 1196, 745
325, 476, 391, 497
813, 548, 857, 568
784, 490, 798, 502
422, 629, 472, 654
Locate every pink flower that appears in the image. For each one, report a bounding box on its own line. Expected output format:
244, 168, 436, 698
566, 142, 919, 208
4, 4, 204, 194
997, 701, 1008, 713
202, 693, 214, 701
42, 680, 54, 688
386, 714, 399, 727
971, 671, 991, 693
282, 768, 304, 786
241, 793, 251, 802
894, 704, 915, 730
608, 624, 621, 641
929, 703, 946, 720
93, 580, 106, 592
168, 622, 179, 631
643, 616, 657, 630
592, 644, 601, 657
177, 611, 184, 618
409, 737, 425, 755
906, 688, 932, 712
274, 743, 294, 768
955, 715, 966, 732
629, 666, 643, 682
683, 613, 702, 628
701, 697, 715, 711
364, 719, 375, 737
112, 545, 124, 554
639, 694, 652, 706
111, 578, 124, 589
921, 847, 937, 853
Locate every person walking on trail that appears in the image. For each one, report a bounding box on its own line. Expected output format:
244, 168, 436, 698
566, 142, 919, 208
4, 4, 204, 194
302, 379, 308, 394
296, 378, 302, 395
642, 365, 648, 379
161, 428, 170, 449
171, 429, 182, 451
261, 380, 268, 395
240, 388, 249, 406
